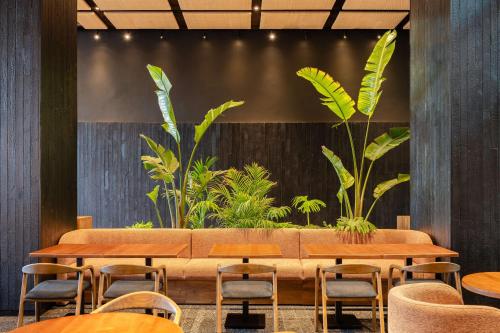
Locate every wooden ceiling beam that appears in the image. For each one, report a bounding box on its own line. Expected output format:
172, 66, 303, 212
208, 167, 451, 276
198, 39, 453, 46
395, 12, 410, 30
83, 0, 116, 29
323, 0, 345, 29
167, 0, 188, 29
251, 0, 262, 29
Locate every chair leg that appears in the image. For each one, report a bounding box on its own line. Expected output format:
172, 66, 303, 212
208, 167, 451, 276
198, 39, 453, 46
35, 302, 41, 322
372, 300, 377, 332
97, 274, 105, 307
322, 295, 328, 333
314, 268, 319, 332
216, 298, 222, 333
17, 273, 28, 328
273, 297, 279, 332
378, 297, 385, 333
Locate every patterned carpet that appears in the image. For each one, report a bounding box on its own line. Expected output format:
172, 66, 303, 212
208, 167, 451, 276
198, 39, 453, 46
0, 304, 383, 332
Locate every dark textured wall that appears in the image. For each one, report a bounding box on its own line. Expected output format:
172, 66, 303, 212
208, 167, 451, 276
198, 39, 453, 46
0, 0, 77, 312
411, 0, 499, 306
77, 30, 409, 123
77, 122, 410, 229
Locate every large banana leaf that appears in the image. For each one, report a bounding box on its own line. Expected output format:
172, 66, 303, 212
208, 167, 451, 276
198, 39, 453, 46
322, 146, 354, 202
357, 30, 397, 117
140, 134, 179, 172
373, 173, 410, 199
194, 100, 244, 143
364, 127, 410, 161
147, 64, 180, 143
297, 67, 356, 121
146, 185, 160, 204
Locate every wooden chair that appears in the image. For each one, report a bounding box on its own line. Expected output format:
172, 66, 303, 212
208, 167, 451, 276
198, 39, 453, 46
17, 263, 96, 327
91, 291, 181, 324
315, 264, 384, 333
216, 263, 278, 333
97, 264, 167, 307
388, 262, 462, 296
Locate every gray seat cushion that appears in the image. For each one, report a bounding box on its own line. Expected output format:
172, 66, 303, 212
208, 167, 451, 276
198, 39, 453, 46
394, 279, 445, 286
104, 280, 159, 299
222, 280, 273, 299
26, 280, 90, 300
326, 280, 377, 298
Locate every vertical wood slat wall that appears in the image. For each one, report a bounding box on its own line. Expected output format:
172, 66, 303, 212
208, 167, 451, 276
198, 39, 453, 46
77, 122, 410, 229
411, 0, 499, 305
0, 0, 77, 312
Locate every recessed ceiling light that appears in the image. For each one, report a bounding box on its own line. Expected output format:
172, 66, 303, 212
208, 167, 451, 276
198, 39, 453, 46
253, 5, 260, 11
93, 32, 100, 41
377, 34, 381, 39
94, 6, 100, 11
343, 32, 347, 39
269, 32, 276, 41
124, 32, 132, 41
202, 34, 207, 40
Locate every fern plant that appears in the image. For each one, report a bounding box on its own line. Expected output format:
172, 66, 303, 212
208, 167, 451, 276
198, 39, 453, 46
297, 30, 410, 235
210, 163, 293, 228
292, 195, 326, 227
140, 65, 244, 228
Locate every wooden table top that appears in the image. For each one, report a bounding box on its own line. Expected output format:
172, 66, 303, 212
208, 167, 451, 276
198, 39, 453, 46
9, 313, 183, 333
462, 272, 500, 299
208, 243, 282, 258
303, 243, 459, 259
30, 243, 188, 259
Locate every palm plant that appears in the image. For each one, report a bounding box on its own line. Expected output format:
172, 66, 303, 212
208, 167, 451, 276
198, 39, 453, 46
292, 195, 326, 227
297, 30, 410, 235
141, 64, 244, 228
210, 163, 293, 228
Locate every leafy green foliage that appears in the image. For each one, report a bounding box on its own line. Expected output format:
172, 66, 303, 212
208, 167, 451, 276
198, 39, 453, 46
127, 220, 154, 229
321, 146, 354, 204
292, 195, 326, 226
364, 127, 410, 161
210, 164, 293, 229
296, 67, 356, 122
335, 216, 376, 234
373, 174, 410, 199
194, 100, 245, 143
358, 30, 397, 117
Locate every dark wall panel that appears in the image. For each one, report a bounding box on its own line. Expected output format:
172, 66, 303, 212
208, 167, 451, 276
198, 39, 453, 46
77, 30, 410, 123
411, 0, 499, 306
0, 0, 76, 312
77, 122, 410, 229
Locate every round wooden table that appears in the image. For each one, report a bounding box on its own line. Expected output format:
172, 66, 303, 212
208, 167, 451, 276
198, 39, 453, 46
10, 313, 184, 333
462, 272, 500, 299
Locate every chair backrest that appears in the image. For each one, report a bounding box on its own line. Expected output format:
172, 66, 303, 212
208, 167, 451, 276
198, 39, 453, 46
100, 264, 159, 276
218, 263, 276, 275
92, 291, 181, 324
21, 263, 83, 275
322, 264, 381, 275
402, 262, 460, 273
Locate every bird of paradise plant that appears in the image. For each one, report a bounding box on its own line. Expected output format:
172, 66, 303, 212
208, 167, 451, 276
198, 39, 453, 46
141, 64, 244, 228
297, 30, 410, 235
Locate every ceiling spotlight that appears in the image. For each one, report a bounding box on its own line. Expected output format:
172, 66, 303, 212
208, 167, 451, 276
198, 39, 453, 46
94, 6, 100, 11
124, 32, 132, 41
253, 5, 260, 11
343, 32, 347, 39
268, 32, 276, 41
160, 34, 164, 40
202, 34, 207, 40
93, 32, 100, 41
377, 34, 381, 39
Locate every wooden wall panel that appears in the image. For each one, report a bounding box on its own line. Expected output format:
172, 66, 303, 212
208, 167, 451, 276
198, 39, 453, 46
411, 0, 499, 306
0, 0, 77, 312
77, 122, 410, 229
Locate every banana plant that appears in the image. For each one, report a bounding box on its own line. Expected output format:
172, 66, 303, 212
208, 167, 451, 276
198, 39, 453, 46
292, 195, 326, 227
297, 30, 410, 234
141, 64, 244, 228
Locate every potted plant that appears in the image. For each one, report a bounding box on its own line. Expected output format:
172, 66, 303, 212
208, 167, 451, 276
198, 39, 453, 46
297, 30, 410, 239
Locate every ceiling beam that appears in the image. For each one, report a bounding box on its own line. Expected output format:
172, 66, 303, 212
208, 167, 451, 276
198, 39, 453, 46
323, 0, 346, 29
395, 12, 410, 30
83, 0, 115, 29
167, 0, 188, 29
251, 0, 262, 29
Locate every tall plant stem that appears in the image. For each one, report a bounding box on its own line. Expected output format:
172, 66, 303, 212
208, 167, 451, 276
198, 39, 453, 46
153, 201, 164, 228
358, 120, 372, 215
164, 182, 174, 228
306, 212, 310, 226
343, 190, 353, 218
360, 160, 375, 216
365, 197, 380, 222
170, 180, 179, 228
179, 142, 200, 228
344, 122, 359, 215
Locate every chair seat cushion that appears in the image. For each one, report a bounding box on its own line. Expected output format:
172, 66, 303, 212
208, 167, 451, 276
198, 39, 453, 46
222, 280, 273, 299
394, 279, 445, 286
103, 280, 159, 298
326, 280, 377, 298
26, 280, 90, 300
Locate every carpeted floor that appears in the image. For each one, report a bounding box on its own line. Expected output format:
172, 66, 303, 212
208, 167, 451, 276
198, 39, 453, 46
1, 305, 383, 332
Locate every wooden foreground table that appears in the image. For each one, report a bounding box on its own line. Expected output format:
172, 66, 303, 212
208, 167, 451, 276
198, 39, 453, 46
209, 243, 282, 330
304, 243, 459, 329
9, 312, 183, 333
462, 272, 500, 299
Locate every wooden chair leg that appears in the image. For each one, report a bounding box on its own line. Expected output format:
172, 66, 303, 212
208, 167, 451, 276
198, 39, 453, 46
17, 273, 28, 328
372, 300, 377, 332
216, 298, 222, 333
35, 302, 41, 322
314, 267, 320, 332
322, 295, 328, 333
97, 274, 105, 307
216, 271, 222, 333
273, 297, 279, 332
378, 297, 385, 333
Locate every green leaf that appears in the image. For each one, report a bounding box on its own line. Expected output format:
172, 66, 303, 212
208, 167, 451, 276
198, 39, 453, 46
194, 100, 244, 143
147, 64, 180, 143
322, 146, 355, 201
297, 67, 356, 121
357, 30, 397, 117
140, 134, 179, 172
373, 174, 410, 199
146, 185, 160, 204
364, 127, 410, 161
